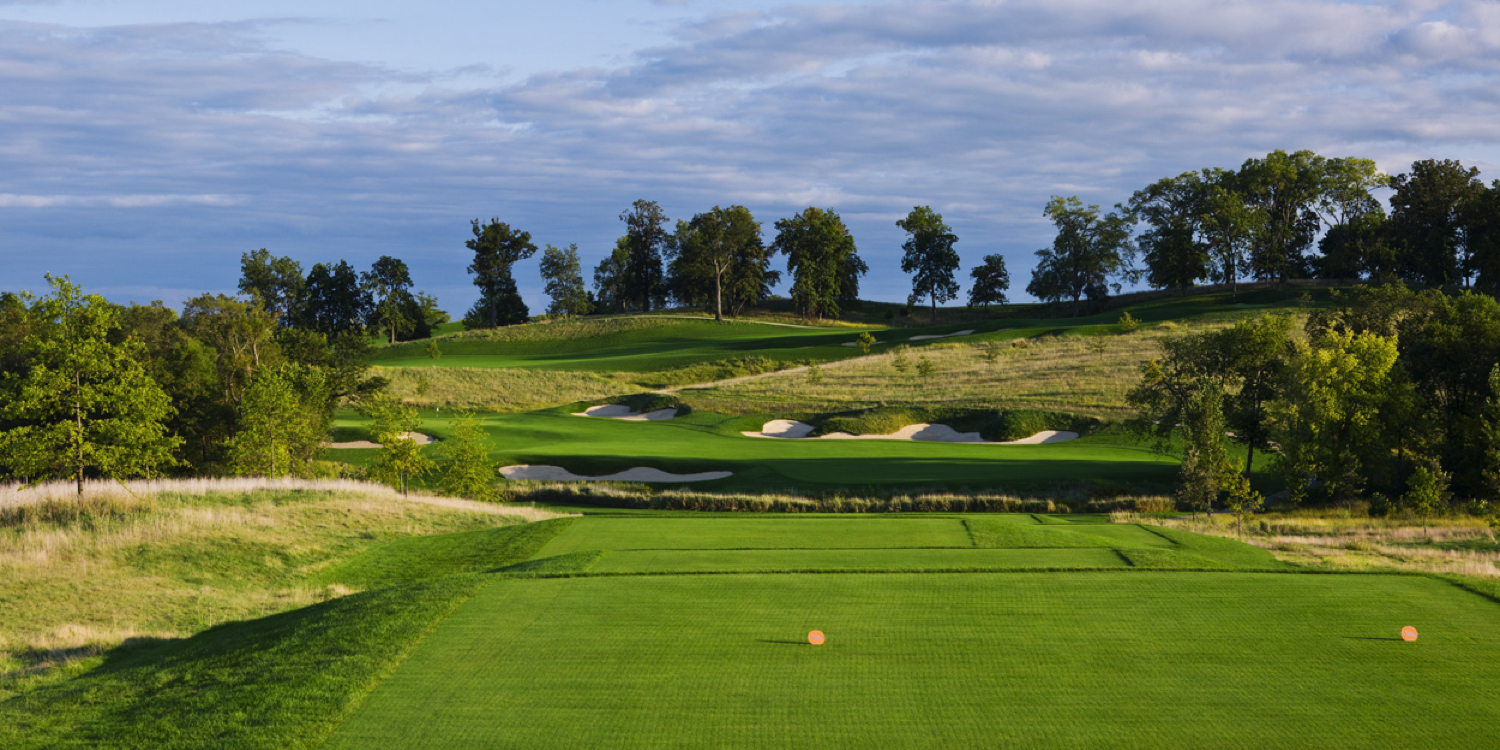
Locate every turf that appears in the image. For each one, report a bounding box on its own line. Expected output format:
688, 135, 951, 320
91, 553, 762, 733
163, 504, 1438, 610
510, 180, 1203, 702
319, 518, 576, 588
325, 571, 1500, 749
535, 517, 975, 555
583, 547, 1130, 573
965, 517, 1173, 549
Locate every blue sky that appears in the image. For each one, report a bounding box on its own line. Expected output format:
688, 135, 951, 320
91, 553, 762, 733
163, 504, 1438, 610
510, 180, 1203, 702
2, 0, 1499, 315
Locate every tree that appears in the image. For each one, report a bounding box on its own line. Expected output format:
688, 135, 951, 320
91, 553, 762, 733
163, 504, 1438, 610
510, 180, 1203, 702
1388, 158, 1485, 288
1198, 182, 1264, 300
0, 276, 180, 494
1129, 172, 1210, 294
774, 207, 865, 320
1176, 386, 1232, 515
1403, 463, 1450, 536
619, 200, 670, 312
362, 392, 434, 495
897, 206, 961, 323
967, 254, 1010, 309
466, 219, 536, 328
1025, 196, 1135, 317
1238, 149, 1325, 283
228, 364, 330, 479
437, 410, 500, 501
1271, 328, 1400, 503
297, 260, 370, 336
1466, 180, 1500, 294
238, 249, 305, 325
1221, 472, 1263, 537
667, 206, 773, 321
178, 293, 282, 406
539, 243, 590, 317
361, 256, 416, 345
592, 239, 631, 314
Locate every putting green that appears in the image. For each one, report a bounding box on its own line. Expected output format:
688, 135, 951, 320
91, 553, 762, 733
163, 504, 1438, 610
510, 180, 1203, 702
325, 571, 1500, 749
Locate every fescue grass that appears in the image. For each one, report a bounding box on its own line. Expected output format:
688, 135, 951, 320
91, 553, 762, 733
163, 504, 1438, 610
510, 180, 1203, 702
377, 366, 639, 412
325, 571, 1500, 749
0, 479, 566, 678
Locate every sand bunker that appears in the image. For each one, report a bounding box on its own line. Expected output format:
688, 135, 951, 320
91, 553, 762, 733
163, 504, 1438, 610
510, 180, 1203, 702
741, 420, 1077, 445
908, 329, 975, 341
840, 329, 976, 347
573, 404, 680, 420
325, 432, 438, 449
500, 465, 732, 482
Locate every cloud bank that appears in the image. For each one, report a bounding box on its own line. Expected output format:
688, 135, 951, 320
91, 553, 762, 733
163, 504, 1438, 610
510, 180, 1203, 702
1, 1, 1498, 310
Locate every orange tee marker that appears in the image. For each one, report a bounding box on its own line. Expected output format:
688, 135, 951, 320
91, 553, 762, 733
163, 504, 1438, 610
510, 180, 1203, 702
1401, 626, 1418, 642
808, 630, 825, 646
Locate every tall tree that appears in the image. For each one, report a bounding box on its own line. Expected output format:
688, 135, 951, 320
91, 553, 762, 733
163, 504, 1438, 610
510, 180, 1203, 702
967, 254, 1010, 310
1388, 158, 1485, 288
619, 200, 670, 312
668, 206, 771, 321
1238, 149, 1325, 283
1025, 196, 1135, 317
1128, 172, 1210, 294
466, 219, 537, 328
1469, 180, 1500, 295
237, 249, 305, 325
361, 256, 416, 345
297, 260, 370, 336
179, 293, 282, 406
539, 243, 591, 317
897, 206, 961, 323
0, 276, 180, 494
773, 207, 865, 320
592, 239, 631, 314
1198, 182, 1264, 300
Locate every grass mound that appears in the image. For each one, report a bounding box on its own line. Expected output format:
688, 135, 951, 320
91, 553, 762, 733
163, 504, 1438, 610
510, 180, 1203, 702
319, 518, 576, 588
0, 574, 486, 750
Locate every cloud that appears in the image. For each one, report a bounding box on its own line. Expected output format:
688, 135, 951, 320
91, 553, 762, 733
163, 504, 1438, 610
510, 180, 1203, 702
2, 2, 1499, 310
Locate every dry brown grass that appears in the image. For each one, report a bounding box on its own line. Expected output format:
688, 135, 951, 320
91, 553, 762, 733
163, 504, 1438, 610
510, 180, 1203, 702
1127, 510, 1500, 578
679, 322, 1235, 417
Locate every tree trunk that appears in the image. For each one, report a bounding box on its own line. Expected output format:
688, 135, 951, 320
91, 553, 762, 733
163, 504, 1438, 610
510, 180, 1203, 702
75, 373, 84, 496
930, 293, 937, 324
714, 264, 724, 323
1245, 443, 1255, 477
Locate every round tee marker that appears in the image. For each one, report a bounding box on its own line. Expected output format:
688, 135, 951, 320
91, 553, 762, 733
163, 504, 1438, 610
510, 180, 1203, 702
1401, 626, 1418, 642
808, 630, 825, 646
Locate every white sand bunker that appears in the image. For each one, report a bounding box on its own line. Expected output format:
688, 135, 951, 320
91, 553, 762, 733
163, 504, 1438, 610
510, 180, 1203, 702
500, 465, 732, 482
908, 329, 975, 342
741, 420, 1078, 445
325, 432, 439, 449
573, 404, 679, 420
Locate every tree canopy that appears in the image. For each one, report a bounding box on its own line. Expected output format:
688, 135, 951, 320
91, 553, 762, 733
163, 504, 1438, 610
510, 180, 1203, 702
466, 219, 536, 328
967, 254, 1010, 309
1025, 196, 1135, 316
774, 207, 866, 320
897, 206, 960, 323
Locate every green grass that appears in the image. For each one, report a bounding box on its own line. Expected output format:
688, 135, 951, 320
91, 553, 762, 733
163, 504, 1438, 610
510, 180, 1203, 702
318, 518, 576, 588
0, 574, 486, 750
584, 546, 1129, 573
325, 571, 1500, 749
534, 517, 975, 554
965, 517, 1172, 549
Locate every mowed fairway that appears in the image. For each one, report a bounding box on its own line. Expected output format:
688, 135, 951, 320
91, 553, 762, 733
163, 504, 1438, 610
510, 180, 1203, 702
324, 517, 1500, 749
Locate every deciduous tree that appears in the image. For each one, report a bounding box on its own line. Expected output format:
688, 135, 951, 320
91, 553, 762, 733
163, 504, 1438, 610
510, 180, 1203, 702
362, 392, 434, 495
1388, 158, 1485, 288
0, 276, 180, 494
1129, 172, 1210, 294
539, 243, 590, 317
967, 254, 1010, 310
619, 200, 670, 312
437, 410, 500, 501
1025, 196, 1134, 317
774, 207, 866, 320
897, 206, 960, 323
229, 364, 330, 479
466, 219, 536, 327
361, 256, 416, 345
238, 249, 305, 324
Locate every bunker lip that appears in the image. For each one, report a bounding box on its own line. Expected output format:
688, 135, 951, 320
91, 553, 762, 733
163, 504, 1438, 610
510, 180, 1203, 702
840, 328, 977, 347
573, 404, 680, 420
325, 432, 439, 449
741, 420, 1078, 445
500, 465, 733, 482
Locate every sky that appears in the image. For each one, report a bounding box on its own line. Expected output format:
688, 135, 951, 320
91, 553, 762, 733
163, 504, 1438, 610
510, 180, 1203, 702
2, 0, 1499, 315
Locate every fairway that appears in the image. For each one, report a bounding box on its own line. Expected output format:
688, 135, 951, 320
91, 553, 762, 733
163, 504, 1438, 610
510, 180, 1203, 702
326, 571, 1500, 749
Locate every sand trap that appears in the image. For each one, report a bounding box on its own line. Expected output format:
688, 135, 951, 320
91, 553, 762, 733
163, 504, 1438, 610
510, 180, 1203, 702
909, 329, 975, 341
573, 404, 680, 420
841, 339, 888, 348
500, 465, 732, 482
741, 420, 1078, 445
325, 432, 438, 449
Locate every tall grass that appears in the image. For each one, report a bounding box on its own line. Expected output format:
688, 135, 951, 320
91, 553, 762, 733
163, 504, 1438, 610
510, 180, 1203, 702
679, 322, 1237, 418
377, 366, 639, 412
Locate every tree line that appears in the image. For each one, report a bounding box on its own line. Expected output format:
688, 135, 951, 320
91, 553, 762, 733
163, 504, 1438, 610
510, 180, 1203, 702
1026, 150, 1500, 317
469, 200, 1013, 325
1132, 285, 1500, 524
